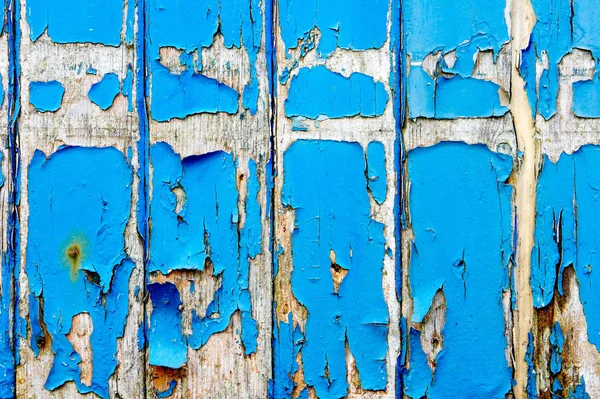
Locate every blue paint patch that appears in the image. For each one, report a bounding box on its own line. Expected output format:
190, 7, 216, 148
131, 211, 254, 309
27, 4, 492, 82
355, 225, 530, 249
29, 80, 64, 112
569, 377, 591, 399
550, 322, 564, 375
282, 140, 389, 398
404, 0, 508, 66
573, 78, 600, 117
88, 73, 120, 111
149, 142, 260, 354
278, 0, 388, 58
404, 0, 509, 119
146, 0, 263, 119
272, 313, 304, 398
156, 380, 177, 399
148, 282, 187, 369
532, 146, 600, 353
435, 76, 508, 119
150, 64, 238, 122
407, 66, 435, 118
526, 332, 538, 399
366, 141, 387, 204
408, 71, 508, 119
0, 152, 13, 399
26, 146, 134, 398
403, 328, 432, 398
406, 142, 513, 398
524, 0, 600, 118
26, 0, 123, 45
285, 66, 388, 119
531, 155, 575, 308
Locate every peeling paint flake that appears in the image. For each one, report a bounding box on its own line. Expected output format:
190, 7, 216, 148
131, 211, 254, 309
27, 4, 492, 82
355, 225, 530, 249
148, 282, 187, 369
149, 142, 261, 355
406, 142, 513, 398
533, 146, 600, 352
88, 73, 121, 111
26, 147, 134, 398
525, 0, 600, 118
147, 0, 263, 120
29, 80, 64, 113
405, 0, 509, 119
278, 0, 388, 58
281, 140, 389, 398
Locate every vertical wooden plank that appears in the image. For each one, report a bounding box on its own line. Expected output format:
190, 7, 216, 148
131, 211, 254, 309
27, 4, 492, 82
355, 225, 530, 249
272, 1, 400, 397
520, 0, 600, 397
400, 0, 518, 398
0, 0, 13, 396
143, 0, 272, 398
15, 0, 145, 397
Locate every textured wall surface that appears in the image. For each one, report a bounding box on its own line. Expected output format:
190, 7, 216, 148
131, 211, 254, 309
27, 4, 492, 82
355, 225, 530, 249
0, 0, 597, 398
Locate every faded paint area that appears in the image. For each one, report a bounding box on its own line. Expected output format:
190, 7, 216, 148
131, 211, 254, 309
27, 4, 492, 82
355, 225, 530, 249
148, 142, 261, 364
29, 81, 64, 112
532, 146, 600, 352
285, 66, 389, 119
280, 140, 389, 399
404, 0, 509, 119
404, 142, 513, 398
26, 147, 134, 398
146, 0, 263, 120
522, 0, 600, 118
26, 0, 124, 45
277, 0, 388, 58
88, 73, 120, 111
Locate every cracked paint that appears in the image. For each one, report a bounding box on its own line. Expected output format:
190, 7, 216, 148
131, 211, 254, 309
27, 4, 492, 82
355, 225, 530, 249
0, 152, 12, 399
148, 142, 261, 361
277, 0, 388, 58
146, 0, 263, 121
523, 0, 600, 118
26, 146, 134, 398
405, 142, 513, 398
404, 0, 509, 119
271, 313, 305, 399
279, 140, 389, 399
532, 146, 600, 354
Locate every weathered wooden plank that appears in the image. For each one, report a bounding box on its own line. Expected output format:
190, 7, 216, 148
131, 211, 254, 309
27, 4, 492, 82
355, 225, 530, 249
15, 0, 144, 397
0, 2, 14, 397
272, 1, 400, 398
521, 0, 600, 395
143, 1, 272, 398
400, 1, 518, 398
